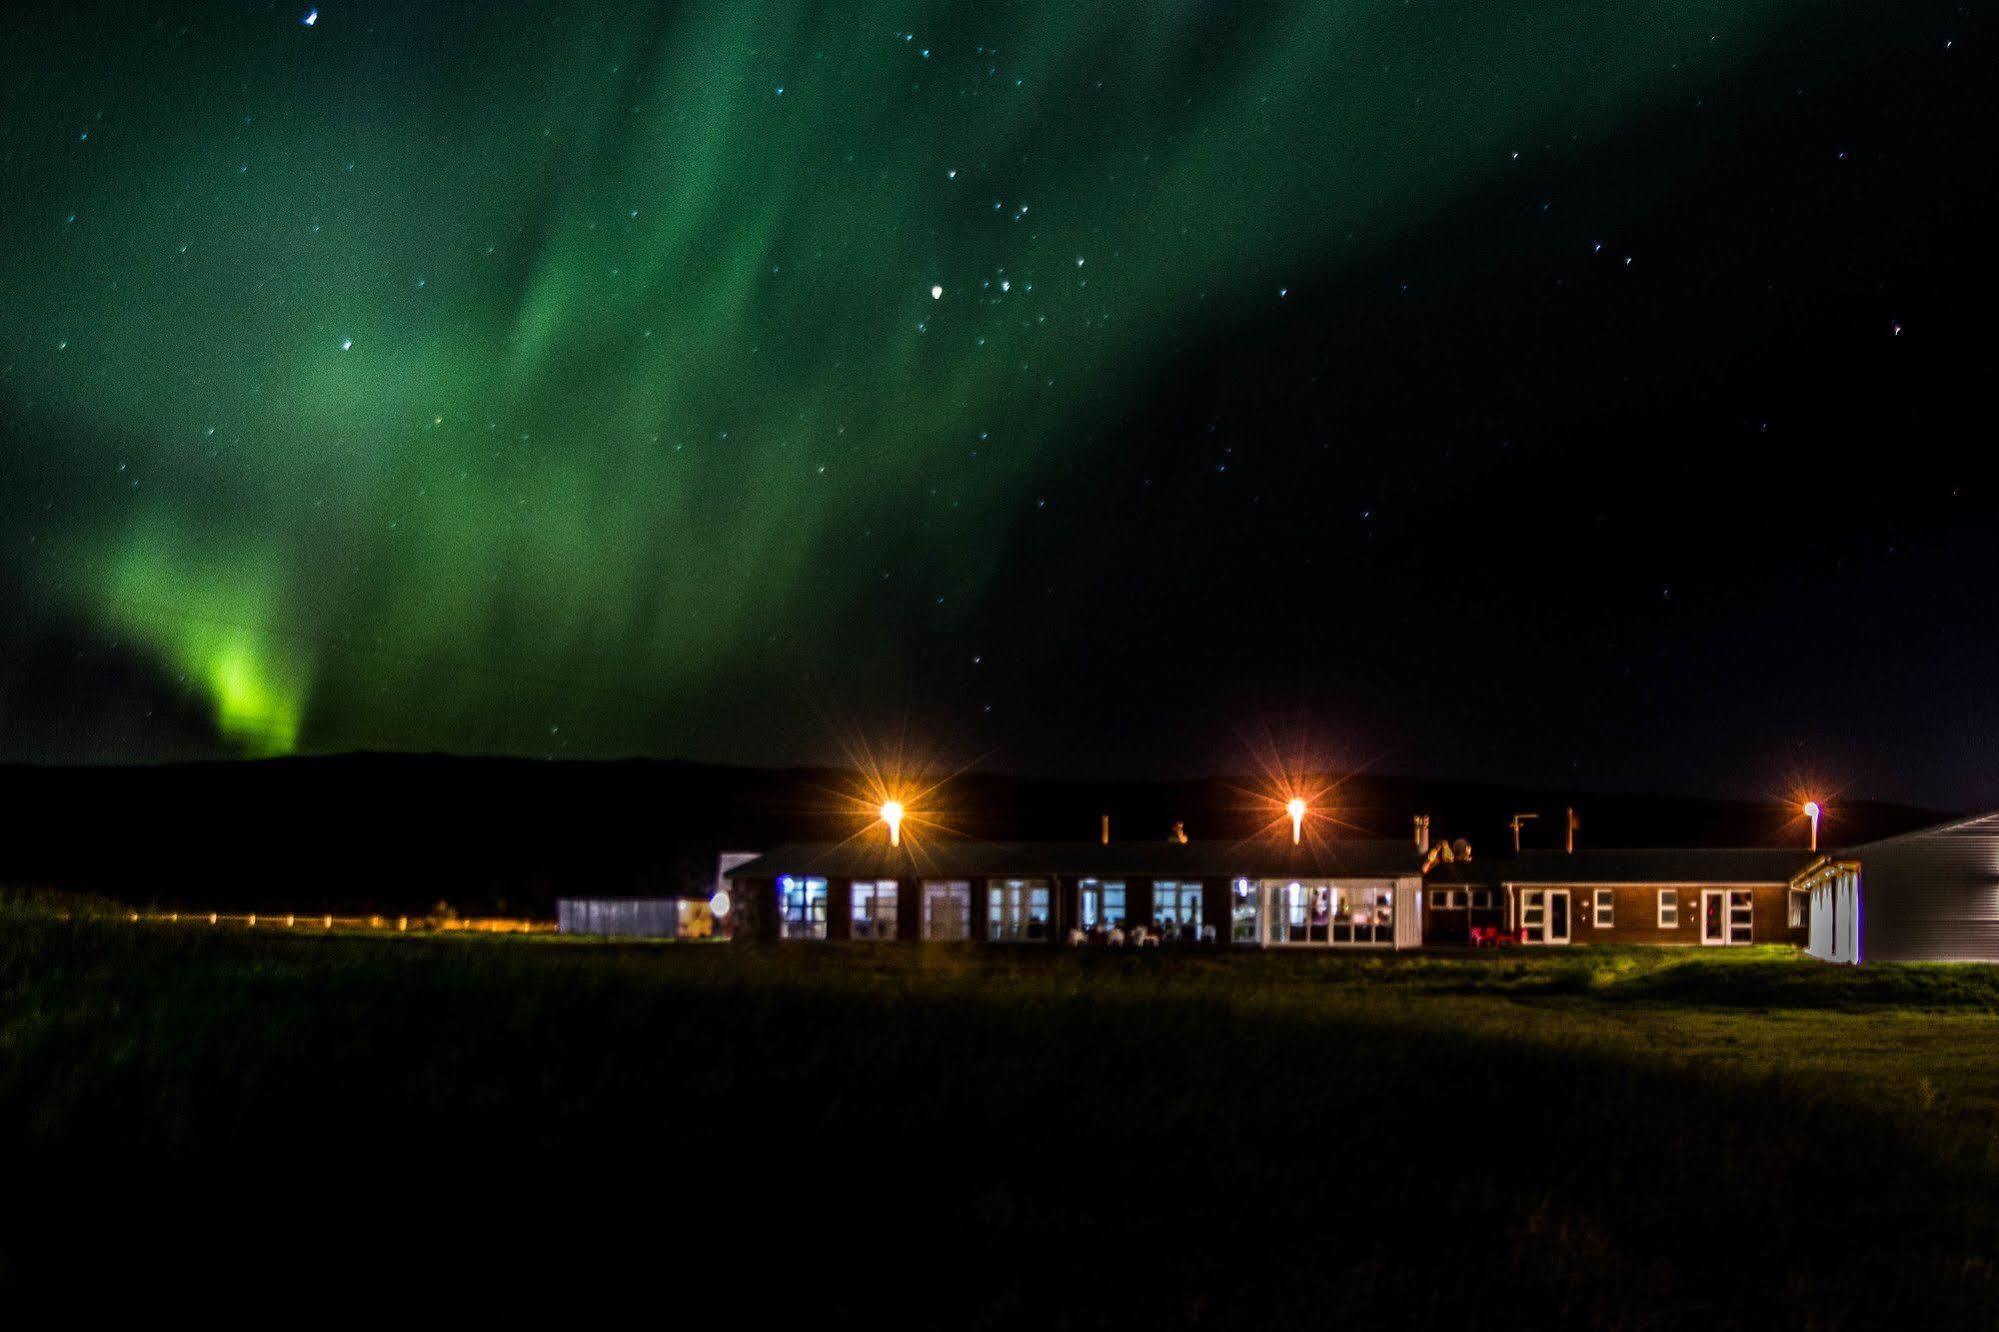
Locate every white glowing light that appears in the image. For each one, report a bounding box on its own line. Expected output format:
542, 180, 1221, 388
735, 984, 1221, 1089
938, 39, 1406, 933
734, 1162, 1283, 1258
302, 8, 317, 25
709, 889, 731, 919
881, 800, 906, 847
930, 284, 943, 299
1287, 798, 1307, 845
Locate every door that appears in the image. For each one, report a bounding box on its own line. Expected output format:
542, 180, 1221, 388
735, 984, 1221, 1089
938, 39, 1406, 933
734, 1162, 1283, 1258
1521, 889, 1571, 944
1702, 890, 1727, 944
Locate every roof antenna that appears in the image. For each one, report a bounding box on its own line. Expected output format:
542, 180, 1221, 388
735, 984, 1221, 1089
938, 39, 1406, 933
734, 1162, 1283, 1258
1566, 807, 1579, 854
1509, 812, 1539, 853
1100, 813, 1111, 846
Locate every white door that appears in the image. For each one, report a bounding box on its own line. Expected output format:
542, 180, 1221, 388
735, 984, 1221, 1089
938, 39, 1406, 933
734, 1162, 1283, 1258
1521, 889, 1570, 944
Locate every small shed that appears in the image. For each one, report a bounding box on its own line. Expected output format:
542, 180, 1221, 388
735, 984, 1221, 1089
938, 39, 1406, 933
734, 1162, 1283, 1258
1797, 811, 1999, 964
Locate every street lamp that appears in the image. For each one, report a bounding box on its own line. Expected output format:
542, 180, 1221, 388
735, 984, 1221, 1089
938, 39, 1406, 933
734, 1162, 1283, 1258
881, 799, 906, 848
1804, 800, 1821, 852
1286, 797, 1307, 845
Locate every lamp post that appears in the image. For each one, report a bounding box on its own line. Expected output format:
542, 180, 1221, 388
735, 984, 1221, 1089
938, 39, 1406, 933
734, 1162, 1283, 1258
1286, 798, 1307, 846
881, 800, 906, 848
1804, 800, 1821, 853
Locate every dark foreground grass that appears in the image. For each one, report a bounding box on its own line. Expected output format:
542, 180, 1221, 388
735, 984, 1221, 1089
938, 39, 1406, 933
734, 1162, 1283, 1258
2, 919, 1995, 1326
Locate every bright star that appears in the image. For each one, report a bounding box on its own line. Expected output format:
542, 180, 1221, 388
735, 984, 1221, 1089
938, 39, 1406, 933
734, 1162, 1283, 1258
930, 284, 943, 299
302, 8, 317, 26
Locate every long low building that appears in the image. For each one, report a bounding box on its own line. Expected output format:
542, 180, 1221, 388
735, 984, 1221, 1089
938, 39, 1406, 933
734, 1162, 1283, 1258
726, 834, 1834, 950
723, 837, 1429, 947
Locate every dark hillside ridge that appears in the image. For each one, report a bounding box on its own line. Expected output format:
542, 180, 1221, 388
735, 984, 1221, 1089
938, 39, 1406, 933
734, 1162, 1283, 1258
0, 754, 1943, 917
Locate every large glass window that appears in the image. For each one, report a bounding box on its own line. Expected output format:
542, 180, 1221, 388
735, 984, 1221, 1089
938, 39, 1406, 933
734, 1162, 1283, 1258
1152, 880, 1203, 936
852, 880, 898, 940
1264, 881, 1394, 946
1593, 889, 1615, 928
988, 879, 1051, 941
1080, 879, 1127, 930
1658, 889, 1679, 928
922, 881, 971, 941
778, 876, 827, 940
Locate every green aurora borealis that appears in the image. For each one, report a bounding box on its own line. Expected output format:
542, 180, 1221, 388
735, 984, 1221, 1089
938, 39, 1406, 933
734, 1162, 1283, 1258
3, 1, 1785, 757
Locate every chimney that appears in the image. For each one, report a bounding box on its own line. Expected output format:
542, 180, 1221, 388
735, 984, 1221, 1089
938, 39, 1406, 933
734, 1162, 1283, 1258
1100, 813, 1111, 846
1169, 820, 1188, 844
1565, 807, 1579, 854
1413, 815, 1431, 855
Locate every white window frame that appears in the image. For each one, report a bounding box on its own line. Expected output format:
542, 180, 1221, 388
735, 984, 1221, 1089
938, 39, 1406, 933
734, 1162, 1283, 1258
851, 879, 898, 941
1657, 889, 1679, 928
1593, 888, 1615, 928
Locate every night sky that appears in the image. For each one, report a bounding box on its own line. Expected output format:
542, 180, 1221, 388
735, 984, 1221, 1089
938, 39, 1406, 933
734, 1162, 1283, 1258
2, 2, 1993, 807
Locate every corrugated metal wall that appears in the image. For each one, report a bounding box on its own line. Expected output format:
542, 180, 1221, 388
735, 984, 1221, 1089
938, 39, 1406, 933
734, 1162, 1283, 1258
557, 898, 681, 938
1852, 815, 1999, 962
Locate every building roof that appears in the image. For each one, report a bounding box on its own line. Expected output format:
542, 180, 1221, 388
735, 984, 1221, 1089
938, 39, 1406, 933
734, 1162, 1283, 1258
1430, 847, 1817, 886
724, 837, 1424, 882
1826, 808, 1999, 857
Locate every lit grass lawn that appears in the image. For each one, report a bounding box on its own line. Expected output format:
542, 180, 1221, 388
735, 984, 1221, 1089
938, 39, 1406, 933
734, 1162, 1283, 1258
3, 917, 1996, 1326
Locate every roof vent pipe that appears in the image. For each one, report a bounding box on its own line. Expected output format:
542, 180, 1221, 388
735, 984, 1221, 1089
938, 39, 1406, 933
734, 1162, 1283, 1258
1100, 813, 1110, 846
1414, 815, 1431, 855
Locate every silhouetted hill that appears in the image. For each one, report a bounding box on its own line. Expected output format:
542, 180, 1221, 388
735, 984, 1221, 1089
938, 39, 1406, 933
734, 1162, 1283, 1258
0, 754, 1948, 916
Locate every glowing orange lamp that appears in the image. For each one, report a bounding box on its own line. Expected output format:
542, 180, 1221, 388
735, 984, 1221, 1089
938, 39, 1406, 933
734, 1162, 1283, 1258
881, 799, 906, 847
1286, 797, 1307, 845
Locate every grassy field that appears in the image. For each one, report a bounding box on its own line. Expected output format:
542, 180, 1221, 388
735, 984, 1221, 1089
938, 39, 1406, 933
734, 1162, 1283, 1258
3, 916, 1996, 1324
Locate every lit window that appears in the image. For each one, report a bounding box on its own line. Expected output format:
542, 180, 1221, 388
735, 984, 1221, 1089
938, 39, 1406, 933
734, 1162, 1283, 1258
852, 880, 898, 940
1593, 889, 1615, 928
1230, 878, 1259, 943
1658, 889, 1679, 928
1080, 879, 1127, 929
922, 881, 971, 941
1153, 880, 1204, 935
988, 879, 1051, 941
778, 876, 827, 940
1788, 890, 1806, 929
